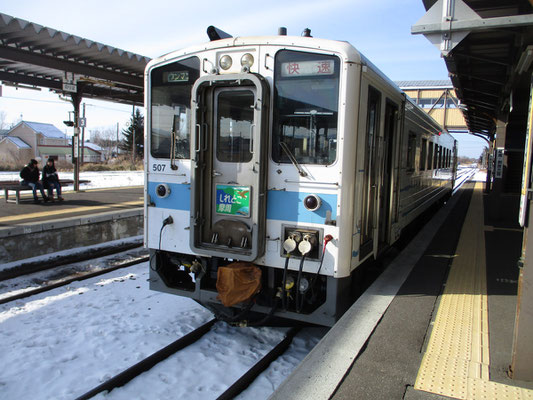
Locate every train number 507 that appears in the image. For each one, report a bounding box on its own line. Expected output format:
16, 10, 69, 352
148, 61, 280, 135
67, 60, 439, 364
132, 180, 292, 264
152, 164, 166, 172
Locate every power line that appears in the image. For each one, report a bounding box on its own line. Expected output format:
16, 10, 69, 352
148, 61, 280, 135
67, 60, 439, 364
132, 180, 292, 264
0, 96, 132, 113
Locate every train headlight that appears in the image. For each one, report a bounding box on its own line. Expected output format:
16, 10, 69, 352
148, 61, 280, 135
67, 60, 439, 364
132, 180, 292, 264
219, 55, 233, 70
240, 53, 254, 68
303, 194, 322, 211
156, 184, 171, 199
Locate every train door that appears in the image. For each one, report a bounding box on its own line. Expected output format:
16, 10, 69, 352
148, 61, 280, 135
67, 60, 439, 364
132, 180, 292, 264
190, 74, 269, 261
360, 86, 381, 259
378, 101, 398, 251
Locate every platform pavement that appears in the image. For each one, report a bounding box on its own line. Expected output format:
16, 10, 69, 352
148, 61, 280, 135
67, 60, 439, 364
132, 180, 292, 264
271, 182, 533, 400
0, 186, 143, 227
0, 186, 144, 263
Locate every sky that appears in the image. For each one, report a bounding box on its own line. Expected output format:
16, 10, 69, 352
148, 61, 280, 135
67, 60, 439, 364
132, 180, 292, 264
0, 0, 486, 158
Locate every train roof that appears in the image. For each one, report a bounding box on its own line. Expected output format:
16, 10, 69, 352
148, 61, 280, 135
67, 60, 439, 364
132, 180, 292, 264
147, 34, 450, 141
147, 35, 363, 69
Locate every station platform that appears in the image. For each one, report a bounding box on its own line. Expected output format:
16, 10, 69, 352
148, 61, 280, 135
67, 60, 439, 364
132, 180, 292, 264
271, 182, 533, 400
0, 186, 143, 263
0, 186, 143, 226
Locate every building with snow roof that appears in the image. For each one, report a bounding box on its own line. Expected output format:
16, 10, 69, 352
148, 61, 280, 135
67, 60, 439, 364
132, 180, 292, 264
0, 121, 103, 165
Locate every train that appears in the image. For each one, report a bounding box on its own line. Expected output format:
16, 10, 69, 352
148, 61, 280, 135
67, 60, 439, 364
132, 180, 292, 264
144, 27, 457, 326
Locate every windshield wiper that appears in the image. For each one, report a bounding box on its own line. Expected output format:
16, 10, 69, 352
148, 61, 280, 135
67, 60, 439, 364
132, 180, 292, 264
279, 142, 307, 177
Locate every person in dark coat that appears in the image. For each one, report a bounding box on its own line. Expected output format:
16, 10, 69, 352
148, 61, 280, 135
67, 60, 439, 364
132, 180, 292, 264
42, 158, 64, 201
20, 159, 49, 204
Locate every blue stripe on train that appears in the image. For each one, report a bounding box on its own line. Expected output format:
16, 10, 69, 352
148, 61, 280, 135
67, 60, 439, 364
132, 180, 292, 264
148, 182, 191, 211
266, 191, 337, 223
147, 182, 337, 224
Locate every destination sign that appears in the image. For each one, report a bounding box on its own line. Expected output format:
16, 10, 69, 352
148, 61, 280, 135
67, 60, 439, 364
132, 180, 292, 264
163, 71, 189, 83
280, 60, 334, 77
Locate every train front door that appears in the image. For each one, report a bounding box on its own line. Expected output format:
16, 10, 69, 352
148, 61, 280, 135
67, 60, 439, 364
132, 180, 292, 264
190, 74, 269, 261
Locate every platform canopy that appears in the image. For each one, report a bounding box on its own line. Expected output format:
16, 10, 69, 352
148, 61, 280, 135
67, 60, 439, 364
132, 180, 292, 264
0, 12, 151, 105
413, 0, 533, 139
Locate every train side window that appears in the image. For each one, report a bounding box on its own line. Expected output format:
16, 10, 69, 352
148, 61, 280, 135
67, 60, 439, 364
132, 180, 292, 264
433, 143, 439, 169
427, 141, 433, 170
406, 132, 417, 173
420, 138, 427, 171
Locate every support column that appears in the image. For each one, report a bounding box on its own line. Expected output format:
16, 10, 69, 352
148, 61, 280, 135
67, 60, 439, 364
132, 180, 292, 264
488, 117, 508, 220
511, 204, 533, 381
70, 93, 82, 191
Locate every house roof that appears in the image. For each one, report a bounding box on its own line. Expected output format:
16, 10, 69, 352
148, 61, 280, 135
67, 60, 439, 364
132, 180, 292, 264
83, 142, 103, 152
8, 121, 67, 139
38, 145, 101, 156
1, 136, 31, 148
396, 80, 454, 89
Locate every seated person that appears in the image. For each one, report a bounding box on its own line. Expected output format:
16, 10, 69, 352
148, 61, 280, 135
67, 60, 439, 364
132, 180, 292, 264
42, 158, 64, 202
20, 159, 49, 204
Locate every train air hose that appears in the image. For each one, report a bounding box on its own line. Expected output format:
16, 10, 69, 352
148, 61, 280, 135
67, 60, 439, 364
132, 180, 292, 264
310, 234, 333, 301
281, 256, 290, 310
295, 254, 307, 313
281, 236, 297, 310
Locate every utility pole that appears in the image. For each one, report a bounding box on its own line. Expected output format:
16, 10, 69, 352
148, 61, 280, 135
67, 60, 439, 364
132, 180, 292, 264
116, 122, 119, 158
80, 103, 86, 164
132, 105, 136, 165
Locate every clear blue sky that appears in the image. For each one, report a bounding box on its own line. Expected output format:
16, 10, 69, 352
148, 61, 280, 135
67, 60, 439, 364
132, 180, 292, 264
0, 0, 486, 158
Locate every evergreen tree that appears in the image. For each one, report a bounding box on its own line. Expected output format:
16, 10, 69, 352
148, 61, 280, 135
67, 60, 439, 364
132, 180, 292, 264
120, 108, 144, 158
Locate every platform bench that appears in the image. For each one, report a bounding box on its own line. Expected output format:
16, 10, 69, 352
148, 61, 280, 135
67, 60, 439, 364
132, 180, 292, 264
0, 180, 90, 204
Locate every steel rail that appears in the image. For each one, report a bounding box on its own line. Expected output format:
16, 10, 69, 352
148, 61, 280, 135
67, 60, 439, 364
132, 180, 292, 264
74, 318, 218, 400
0, 240, 143, 281
0, 254, 149, 305
216, 327, 301, 400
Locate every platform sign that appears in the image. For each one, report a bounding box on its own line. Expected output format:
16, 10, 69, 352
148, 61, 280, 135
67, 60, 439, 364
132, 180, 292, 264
215, 185, 250, 217
62, 82, 77, 93
519, 77, 533, 226
495, 148, 504, 179
73, 136, 79, 158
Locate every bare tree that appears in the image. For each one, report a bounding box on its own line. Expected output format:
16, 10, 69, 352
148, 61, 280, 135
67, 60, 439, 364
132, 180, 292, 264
0, 111, 8, 130
90, 126, 118, 160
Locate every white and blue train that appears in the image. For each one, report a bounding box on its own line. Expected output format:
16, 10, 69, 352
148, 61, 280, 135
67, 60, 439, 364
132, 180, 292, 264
144, 28, 457, 326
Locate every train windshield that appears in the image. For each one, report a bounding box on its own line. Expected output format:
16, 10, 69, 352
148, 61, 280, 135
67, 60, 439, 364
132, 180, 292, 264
272, 50, 340, 165
150, 57, 200, 159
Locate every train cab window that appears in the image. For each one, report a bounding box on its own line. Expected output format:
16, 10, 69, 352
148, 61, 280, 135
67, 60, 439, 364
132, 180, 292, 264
272, 50, 340, 165
150, 57, 200, 159
420, 138, 427, 171
406, 132, 417, 173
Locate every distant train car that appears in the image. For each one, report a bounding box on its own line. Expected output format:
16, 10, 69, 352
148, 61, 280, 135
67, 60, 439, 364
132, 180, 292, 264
144, 29, 457, 326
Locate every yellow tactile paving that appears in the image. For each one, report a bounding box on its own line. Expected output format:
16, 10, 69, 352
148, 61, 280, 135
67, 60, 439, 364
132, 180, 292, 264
0, 199, 143, 223
415, 182, 533, 399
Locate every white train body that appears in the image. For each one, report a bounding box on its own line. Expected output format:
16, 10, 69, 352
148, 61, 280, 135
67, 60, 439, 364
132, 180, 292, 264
144, 34, 456, 326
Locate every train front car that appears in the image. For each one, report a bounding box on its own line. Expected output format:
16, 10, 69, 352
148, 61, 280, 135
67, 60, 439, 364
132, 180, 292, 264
144, 34, 456, 327
145, 36, 357, 326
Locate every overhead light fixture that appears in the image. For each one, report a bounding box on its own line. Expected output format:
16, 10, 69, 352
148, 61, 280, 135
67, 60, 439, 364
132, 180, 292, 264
516, 45, 533, 74
2, 82, 41, 91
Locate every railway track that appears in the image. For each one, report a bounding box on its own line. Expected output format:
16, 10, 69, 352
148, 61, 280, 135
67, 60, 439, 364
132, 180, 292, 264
0, 249, 149, 305
74, 319, 300, 400
0, 238, 144, 281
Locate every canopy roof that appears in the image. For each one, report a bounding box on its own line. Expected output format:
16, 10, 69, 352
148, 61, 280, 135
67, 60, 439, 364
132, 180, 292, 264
0, 12, 150, 105
414, 0, 533, 139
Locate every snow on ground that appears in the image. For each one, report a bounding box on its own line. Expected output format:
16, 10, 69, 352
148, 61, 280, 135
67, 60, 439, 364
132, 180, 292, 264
0, 262, 324, 399
0, 169, 324, 399
0, 170, 143, 190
